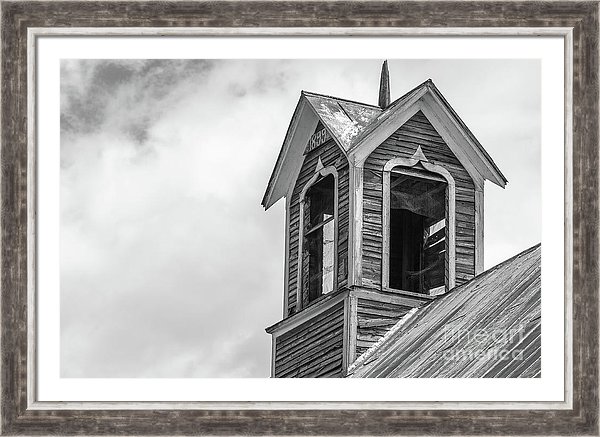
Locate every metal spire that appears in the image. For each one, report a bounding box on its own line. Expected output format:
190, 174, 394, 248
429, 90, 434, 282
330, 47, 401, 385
378, 60, 391, 109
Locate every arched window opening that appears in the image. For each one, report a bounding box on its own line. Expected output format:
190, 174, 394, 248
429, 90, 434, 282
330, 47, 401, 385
303, 174, 335, 304
389, 168, 447, 294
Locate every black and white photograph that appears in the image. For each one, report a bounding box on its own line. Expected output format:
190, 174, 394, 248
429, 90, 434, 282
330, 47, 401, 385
60, 58, 541, 379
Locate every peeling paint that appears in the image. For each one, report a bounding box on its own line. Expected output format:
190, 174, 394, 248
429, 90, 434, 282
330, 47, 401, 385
304, 94, 381, 150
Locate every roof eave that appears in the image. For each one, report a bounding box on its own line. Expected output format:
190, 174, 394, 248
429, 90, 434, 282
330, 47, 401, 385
347, 80, 508, 188
261, 95, 307, 210
426, 81, 508, 187
263, 92, 360, 209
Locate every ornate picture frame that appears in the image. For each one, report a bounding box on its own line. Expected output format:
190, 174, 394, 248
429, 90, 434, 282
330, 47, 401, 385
1, 1, 598, 435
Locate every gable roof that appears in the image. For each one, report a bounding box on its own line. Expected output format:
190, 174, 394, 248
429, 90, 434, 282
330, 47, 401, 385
347, 79, 507, 188
346, 79, 431, 151
347, 244, 541, 378
303, 92, 382, 150
262, 80, 507, 209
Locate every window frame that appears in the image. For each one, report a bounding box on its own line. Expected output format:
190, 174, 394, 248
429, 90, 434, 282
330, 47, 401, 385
296, 166, 339, 311
382, 156, 456, 293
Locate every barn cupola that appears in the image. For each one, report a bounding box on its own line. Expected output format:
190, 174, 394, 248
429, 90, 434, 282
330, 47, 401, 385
263, 62, 507, 378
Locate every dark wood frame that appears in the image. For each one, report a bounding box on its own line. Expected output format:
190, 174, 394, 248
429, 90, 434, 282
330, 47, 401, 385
1, 1, 598, 435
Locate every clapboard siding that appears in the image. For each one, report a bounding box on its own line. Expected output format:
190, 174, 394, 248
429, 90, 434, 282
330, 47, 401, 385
274, 301, 345, 378
355, 298, 415, 357
287, 137, 350, 316
362, 110, 476, 289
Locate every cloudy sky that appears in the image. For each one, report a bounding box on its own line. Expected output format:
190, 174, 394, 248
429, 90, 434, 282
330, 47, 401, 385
60, 59, 540, 378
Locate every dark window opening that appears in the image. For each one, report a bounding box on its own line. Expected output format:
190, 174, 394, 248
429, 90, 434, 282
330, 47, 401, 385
303, 174, 335, 304
389, 170, 446, 294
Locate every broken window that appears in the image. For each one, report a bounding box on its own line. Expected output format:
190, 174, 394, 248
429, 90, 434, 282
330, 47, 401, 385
389, 169, 446, 294
303, 174, 335, 304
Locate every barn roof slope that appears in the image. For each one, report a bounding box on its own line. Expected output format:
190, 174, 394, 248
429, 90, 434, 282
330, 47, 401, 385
348, 243, 541, 378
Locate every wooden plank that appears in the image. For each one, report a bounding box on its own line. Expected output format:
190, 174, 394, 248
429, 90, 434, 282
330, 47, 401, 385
275, 316, 345, 376
351, 165, 363, 286
357, 333, 385, 343
278, 343, 343, 377
475, 188, 484, 274
357, 307, 409, 319
357, 339, 379, 349
357, 317, 398, 328
276, 330, 344, 374
347, 295, 358, 367
356, 347, 369, 358
276, 315, 344, 356
300, 352, 344, 378
276, 301, 344, 347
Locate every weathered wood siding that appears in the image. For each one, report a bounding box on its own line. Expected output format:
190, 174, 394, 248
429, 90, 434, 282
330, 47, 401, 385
356, 298, 416, 357
274, 301, 345, 377
287, 137, 349, 315
362, 111, 476, 289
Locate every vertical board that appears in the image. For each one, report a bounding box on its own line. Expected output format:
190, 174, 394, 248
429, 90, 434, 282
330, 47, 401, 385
362, 111, 476, 289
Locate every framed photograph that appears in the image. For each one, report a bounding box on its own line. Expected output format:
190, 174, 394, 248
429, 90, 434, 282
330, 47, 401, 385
1, 1, 598, 435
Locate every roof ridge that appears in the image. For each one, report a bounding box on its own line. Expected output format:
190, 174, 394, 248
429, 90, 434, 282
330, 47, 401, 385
384, 79, 432, 112
347, 79, 432, 150
301, 90, 382, 110
303, 79, 432, 115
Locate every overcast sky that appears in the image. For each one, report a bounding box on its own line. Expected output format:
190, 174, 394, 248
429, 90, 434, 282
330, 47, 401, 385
60, 59, 540, 378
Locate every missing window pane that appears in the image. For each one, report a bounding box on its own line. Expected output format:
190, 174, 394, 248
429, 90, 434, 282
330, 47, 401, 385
304, 174, 335, 304
307, 175, 334, 229
389, 171, 446, 294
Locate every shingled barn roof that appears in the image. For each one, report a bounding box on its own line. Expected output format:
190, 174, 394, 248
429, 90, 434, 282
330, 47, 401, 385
348, 244, 541, 378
